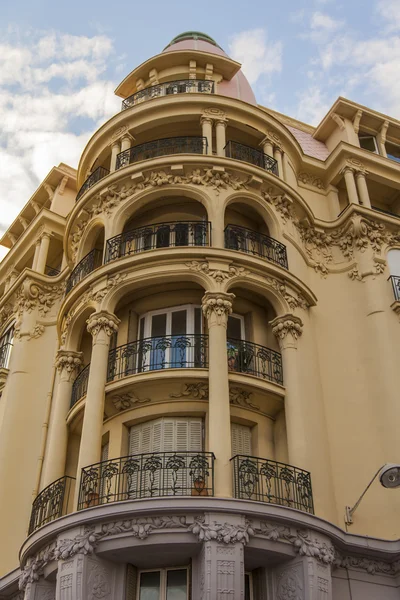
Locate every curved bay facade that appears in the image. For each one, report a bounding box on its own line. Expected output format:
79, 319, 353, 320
1, 30, 400, 600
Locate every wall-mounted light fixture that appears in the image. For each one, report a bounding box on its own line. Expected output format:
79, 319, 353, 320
345, 464, 400, 525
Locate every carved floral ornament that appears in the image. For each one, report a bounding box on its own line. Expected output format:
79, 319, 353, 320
55, 350, 83, 376
86, 311, 120, 338
201, 291, 234, 325
22, 515, 399, 590
271, 314, 303, 349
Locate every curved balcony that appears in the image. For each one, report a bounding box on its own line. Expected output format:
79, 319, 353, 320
227, 338, 283, 385
76, 166, 109, 203
78, 451, 215, 510
107, 334, 209, 382
116, 136, 207, 169
66, 249, 102, 294
105, 220, 211, 263
122, 79, 215, 110
224, 224, 288, 269
224, 140, 278, 175
28, 476, 75, 534
71, 364, 90, 408
231, 455, 314, 514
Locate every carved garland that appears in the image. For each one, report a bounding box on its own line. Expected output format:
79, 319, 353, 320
20, 515, 400, 590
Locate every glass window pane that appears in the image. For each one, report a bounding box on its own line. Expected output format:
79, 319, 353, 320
386, 143, 400, 162
139, 571, 161, 600
151, 313, 167, 337
245, 574, 251, 600
171, 310, 187, 336
359, 136, 377, 153
166, 570, 187, 600
194, 308, 201, 334
227, 316, 242, 340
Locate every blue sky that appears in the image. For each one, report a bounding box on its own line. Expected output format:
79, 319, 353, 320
0, 0, 399, 237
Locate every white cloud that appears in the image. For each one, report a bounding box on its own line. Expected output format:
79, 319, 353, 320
294, 86, 332, 126
228, 28, 282, 85
310, 12, 343, 31
0, 29, 121, 244
376, 0, 400, 32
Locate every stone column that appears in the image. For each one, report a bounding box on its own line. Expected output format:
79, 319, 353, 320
270, 554, 333, 600
32, 240, 41, 271
202, 292, 235, 497
215, 120, 227, 157
120, 133, 133, 153
342, 167, 359, 205
270, 314, 336, 521
261, 136, 274, 158
193, 540, 245, 600
201, 117, 213, 155
41, 350, 83, 487
355, 171, 371, 209
274, 147, 284, 179
110, 140, 121, 172
54, 533, 125, 599
270, 315, 304, 466
35, 233, 51, 274
23, 579, 56, 600
74, 311, 119, 504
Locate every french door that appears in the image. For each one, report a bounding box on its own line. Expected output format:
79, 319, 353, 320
138, 305, 203, 370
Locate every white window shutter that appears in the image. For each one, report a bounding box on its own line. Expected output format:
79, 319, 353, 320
231, 423, 252, 456
188, 419, 202, 452
152, 420, 163, 453
101, 443, 109, 462
163, 420, 175, 452
129, 426, 141, 456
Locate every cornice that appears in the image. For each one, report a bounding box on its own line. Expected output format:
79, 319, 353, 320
0, 210, 67, 283
57, 246, 317, 340
18, 497, 400, 574
325, 141, 400, 185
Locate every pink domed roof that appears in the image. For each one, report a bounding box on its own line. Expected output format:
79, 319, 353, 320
162, 32, 257, 106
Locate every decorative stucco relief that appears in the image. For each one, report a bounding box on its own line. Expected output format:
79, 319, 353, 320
186, 260, 249, 283
297, 172, 325, 190
229, 387, 260, 410
276, 563, 304, 600
111, 392, 150, 411
170, 382, 209, 399
21, 515, 400, 590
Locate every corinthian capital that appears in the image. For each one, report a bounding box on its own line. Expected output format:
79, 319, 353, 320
270, 313, 303, 350
55, 350, 83, 381
202, 291, 235, 327
87, 310, 120, 339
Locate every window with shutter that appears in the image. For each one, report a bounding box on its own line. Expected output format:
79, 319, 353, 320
128, 418, 203, 497
231, 423, 252, 457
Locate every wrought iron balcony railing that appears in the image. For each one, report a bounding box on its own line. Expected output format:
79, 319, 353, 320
29, 476, 76, 534
76, 166, 109, 202
116, 136, 208, 170
224, 224, 288, 269
78, 451, 215, 509
107, 334, 208, 382
227, 338, 283, 385
45, 265, 61, 276
231, 455, 314, 514
66, 249, 102, 294
71, 364, 90, 408
0, 342, 12, 369
224, 140, 278, 175
390, 276, 400, 301
122, 79, 215, 110
105, 220, 211, 263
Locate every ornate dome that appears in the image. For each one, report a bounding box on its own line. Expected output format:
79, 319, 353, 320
162, 31, 257, 106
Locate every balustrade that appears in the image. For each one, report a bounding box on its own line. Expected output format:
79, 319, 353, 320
78, 451, 215, 509
28, 476, 75, 534
231, 455, 314, 513
224, 140, 278, 175
122, 79, 215, 110
225, 224, 288, 269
